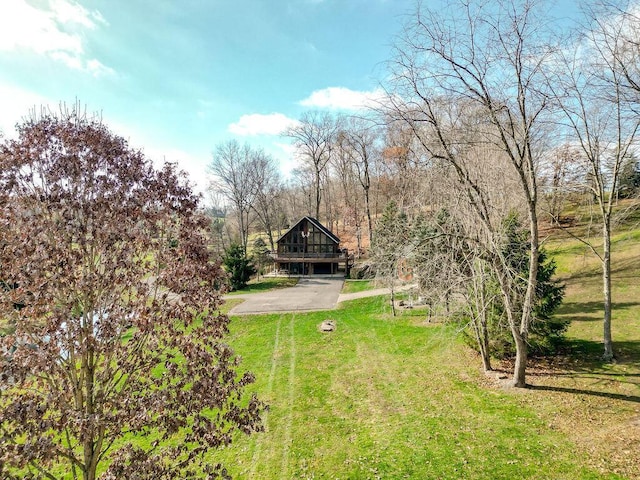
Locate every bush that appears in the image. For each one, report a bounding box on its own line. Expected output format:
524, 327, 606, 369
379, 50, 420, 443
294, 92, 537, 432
349, 262, 376, 279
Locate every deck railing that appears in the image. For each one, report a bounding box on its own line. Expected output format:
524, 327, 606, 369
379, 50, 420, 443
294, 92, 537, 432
269, 251, 347, 259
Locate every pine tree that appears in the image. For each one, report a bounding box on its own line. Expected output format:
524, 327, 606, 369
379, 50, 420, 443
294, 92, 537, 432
223, 243, 256, 290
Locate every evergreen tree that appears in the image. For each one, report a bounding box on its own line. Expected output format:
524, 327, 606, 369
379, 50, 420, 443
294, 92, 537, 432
617, 154, 640, 199
223, 244, 256, 290
370, 201, 410, 315
488, 214, 567, 357
252, 237, 272, 278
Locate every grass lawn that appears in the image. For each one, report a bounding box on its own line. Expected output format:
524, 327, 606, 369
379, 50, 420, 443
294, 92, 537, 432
341, 279, 378, 294
207, 214, 640, 479
226, 277, 299, 295
211, 286, 637, 478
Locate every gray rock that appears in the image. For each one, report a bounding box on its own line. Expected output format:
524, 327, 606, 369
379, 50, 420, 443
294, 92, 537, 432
319, 320, 336, 332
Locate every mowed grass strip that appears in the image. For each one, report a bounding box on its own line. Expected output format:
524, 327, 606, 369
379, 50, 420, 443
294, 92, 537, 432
226, 277, 299, 295
215, 295, 619, 479
341, 279, 378, 294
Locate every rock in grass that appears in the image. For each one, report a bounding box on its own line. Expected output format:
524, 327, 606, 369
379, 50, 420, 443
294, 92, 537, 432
320, 320, 336, 332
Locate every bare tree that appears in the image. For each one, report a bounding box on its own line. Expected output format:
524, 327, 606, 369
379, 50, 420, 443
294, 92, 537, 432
204, 189, 231, 255
338, 116, 382, 248
287, 166, 316, 220
379, 122, 426, 215
286, 111, 339, 221
538, 143, 585, 223
332, 128, 363, 241
251, 152, 283, 252
0, 110, 264, 479
209, 140, 262, 254
549, 0, 640, 360
387, 0, 556, 387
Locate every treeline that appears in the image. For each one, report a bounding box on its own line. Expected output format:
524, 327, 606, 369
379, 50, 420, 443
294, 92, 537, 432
207, 111, 431, 259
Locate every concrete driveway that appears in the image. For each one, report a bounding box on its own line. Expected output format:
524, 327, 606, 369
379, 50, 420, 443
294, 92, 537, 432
228, 277, 345, 315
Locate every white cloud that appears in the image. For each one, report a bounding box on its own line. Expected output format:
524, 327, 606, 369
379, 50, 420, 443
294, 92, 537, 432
141, 146, 210, 196
228, 113, 299, 136
50, 0, 106, 28
299, 86, 387, 110
86, 59, 116, 77
271, 141, 300, 177
0, 83, 52, 137
0, 0, 112, 76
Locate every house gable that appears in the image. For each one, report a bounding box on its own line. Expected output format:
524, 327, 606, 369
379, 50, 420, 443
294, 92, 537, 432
273, 217, 346, 275
276, 217, 339, 248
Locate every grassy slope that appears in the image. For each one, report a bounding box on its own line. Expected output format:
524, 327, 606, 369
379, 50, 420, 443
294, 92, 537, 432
226, 277, 299, 295
214, 294, 626, 479
340, 279, 377, 294
527, 223, 640, 477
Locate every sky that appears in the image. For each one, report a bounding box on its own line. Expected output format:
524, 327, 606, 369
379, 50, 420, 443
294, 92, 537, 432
0, 0, 580, 195
0, 0, 421, 194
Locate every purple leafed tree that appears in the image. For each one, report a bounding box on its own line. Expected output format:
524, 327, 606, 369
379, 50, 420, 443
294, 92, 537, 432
0, 109, 264, 480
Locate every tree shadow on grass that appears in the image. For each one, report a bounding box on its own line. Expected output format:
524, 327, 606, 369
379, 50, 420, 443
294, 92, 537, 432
511, 338, 640, 402
527, 384, 640, 403
556, 301, 640, 319
560, 252, 640, 279
551, 338, 640, 366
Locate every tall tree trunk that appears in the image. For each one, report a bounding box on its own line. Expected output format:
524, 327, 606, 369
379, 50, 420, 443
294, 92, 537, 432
499, 269, 528, 388
364, 186, 373, 247
390, 283, 396, 317
602, 218, 614, 361
481, 319, 491, 372
315, 171, 321, 220
512, 329, 528, 388
515, 201, 539, 388
471, 270, 492, 372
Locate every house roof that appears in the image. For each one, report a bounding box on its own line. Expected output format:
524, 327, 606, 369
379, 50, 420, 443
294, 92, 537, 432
276, 216, 340, 245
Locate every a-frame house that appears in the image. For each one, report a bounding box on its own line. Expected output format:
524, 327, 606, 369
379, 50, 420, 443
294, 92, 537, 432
271, 217, 346, 275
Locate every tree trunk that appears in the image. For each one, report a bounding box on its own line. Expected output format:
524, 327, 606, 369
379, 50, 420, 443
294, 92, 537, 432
364, 186, 373, 247
499, 270, 528, 388
267, 228, 275, 253
315, 171, 321, 220
475, 273, 492, 372
512, 328, 528, 387
602, 219, 614, 361
238, 209, 249, 255
481, 319, 491, 372
514, 200, 540, 388
472, 314, 492, 372
390, 284, 396, 317
83, 338, 98, 480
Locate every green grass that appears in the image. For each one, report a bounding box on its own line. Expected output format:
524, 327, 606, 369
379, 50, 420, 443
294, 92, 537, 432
226, 277, 299, 295
23, 210, 640, 478
207, 212, 640, 478
210, 296, 626, 479
340, 279, 377, 294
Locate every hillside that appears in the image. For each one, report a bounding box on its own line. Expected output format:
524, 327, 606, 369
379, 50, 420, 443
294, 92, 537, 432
214, 212, 640, 478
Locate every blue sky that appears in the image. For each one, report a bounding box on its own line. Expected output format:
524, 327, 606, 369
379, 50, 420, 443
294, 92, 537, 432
0, 0, 578, 194
0, 0, 418, 193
